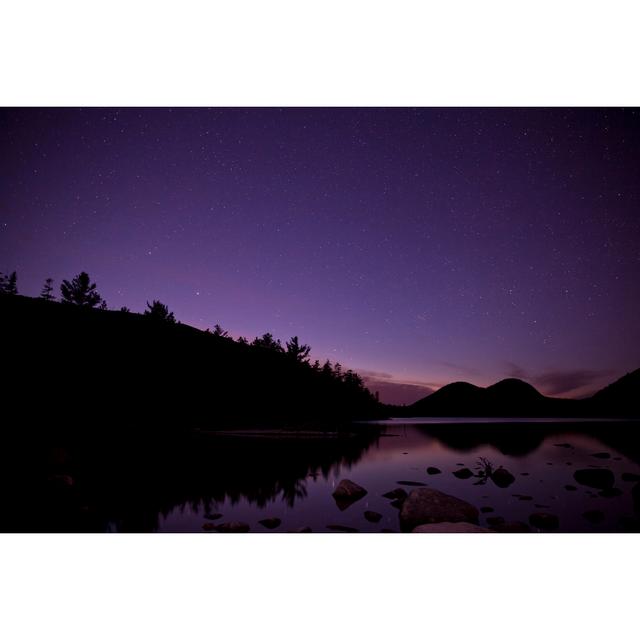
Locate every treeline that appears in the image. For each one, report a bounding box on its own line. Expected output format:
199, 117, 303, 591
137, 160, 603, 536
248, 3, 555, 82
2, 269, 383, 428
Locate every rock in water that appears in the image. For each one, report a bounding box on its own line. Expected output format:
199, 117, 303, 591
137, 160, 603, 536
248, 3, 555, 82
634, 483, 640, 512
486, 516, 505, 526
564, 484, 578, 491
364, 510, 383, 523
480, 506, 494, 513
332, 479, 368, 510
399, 488, 479, 532
413, 522, 492, 533
582, 510, 605, 524
382, 488, 408, 501
599, 488, 622, 498
426, 467, 442, 475
216, 522, 250, 533
529, 513, 559, 531
621, 472, 640, 482
326, 524, 359, 532
288, 526, 312, 533
490, 521, 531, 533
573, 469, 615, 490
491, 468, 515, 488
397, 480, 427, 486
591, 452, 611, 459
259, 517, 282, 529
452, 468, 473, 479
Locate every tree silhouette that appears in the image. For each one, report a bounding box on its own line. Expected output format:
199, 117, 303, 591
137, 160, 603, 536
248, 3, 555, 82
60, 272, 103, 307
120, 306, 131, 313
252, 333, 283, 352
144, 300, 176, 323
212, 324, 229, 337
0, 271, 18, 295
285, 336, 311, 363
40, 278, 55, 300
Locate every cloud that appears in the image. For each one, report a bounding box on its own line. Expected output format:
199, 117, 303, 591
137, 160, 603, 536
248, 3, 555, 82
504, 363, 612, 397
357, 370, 435, 405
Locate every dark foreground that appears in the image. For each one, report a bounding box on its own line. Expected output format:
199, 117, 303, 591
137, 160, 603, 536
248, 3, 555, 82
5, 420, 640, 533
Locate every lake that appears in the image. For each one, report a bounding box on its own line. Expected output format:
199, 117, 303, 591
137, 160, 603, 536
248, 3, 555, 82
20, 419, 640, 533
150, 419, 640, 533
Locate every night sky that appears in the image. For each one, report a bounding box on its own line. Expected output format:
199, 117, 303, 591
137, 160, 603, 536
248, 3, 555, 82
2, 107, 639, 403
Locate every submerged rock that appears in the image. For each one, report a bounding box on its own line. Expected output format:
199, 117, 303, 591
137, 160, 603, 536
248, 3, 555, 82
216, 521, 250, 533
426, 467, 442, 475
397, 480, 427, 486
364, 510, 383, 523
599, 488, 623, 498
288, 526, 312, 533
574, 469, 615, 490
491, 521, 531, 533
486, 516, 505, 526
203, 512, 223, 521
413, 522, 492, 533
382, 488, 408, 501
529, 513, 559, 531
491, 468, 515, 488
480, 506, 494, 513
582, 510, 605, 524
326, 524, 359, 533
621, 472, 640, 482
259, 517, 282, 529
452, 468, 473, 479
332, 479, 368, 510
399, 488, 479, 531
564, 484, 578, 491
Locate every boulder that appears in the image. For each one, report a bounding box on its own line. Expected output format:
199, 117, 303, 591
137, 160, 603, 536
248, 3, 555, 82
397, 480, 427, 486
491, 468, 515, 488
413, 522, 492, 533
529, 513, 559, 531
399, 488, 479, 531
216, 521, 250, 533
426, 467, 442, 475
574, 469, 615, 490
258, 517, 282, 529
332, 479, 367, 510
364, 510, 383, 523
452, 468, 473, 479
390, 499, 405, 510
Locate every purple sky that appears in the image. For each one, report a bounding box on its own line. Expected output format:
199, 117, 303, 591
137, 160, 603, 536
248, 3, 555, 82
2, 108, 639, 403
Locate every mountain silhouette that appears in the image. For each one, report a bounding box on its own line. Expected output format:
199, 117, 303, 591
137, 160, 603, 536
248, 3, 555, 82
405, 372, 639, 417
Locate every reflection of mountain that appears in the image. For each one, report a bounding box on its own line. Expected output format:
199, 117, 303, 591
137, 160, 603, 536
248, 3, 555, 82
414, 421, 640, 460
5, 427, 381, 532
404, 371, 640, 417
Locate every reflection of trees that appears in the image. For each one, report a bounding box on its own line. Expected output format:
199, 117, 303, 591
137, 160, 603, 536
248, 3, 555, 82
8, 427, 381, 532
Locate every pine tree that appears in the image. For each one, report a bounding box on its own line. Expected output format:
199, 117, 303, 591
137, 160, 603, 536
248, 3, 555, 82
1, 271, 18, 295
144, 300, 176, 323
60, 272, 103, 307
40, 278, 55, 300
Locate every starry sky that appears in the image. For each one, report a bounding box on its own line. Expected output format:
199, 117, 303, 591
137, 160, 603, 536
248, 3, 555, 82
2, 107, 639, 403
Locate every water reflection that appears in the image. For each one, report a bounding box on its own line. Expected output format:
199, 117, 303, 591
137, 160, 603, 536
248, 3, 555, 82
7, 421, 640, 532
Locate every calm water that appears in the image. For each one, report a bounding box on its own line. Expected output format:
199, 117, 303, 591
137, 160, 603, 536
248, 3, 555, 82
145, 420, 640, 533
